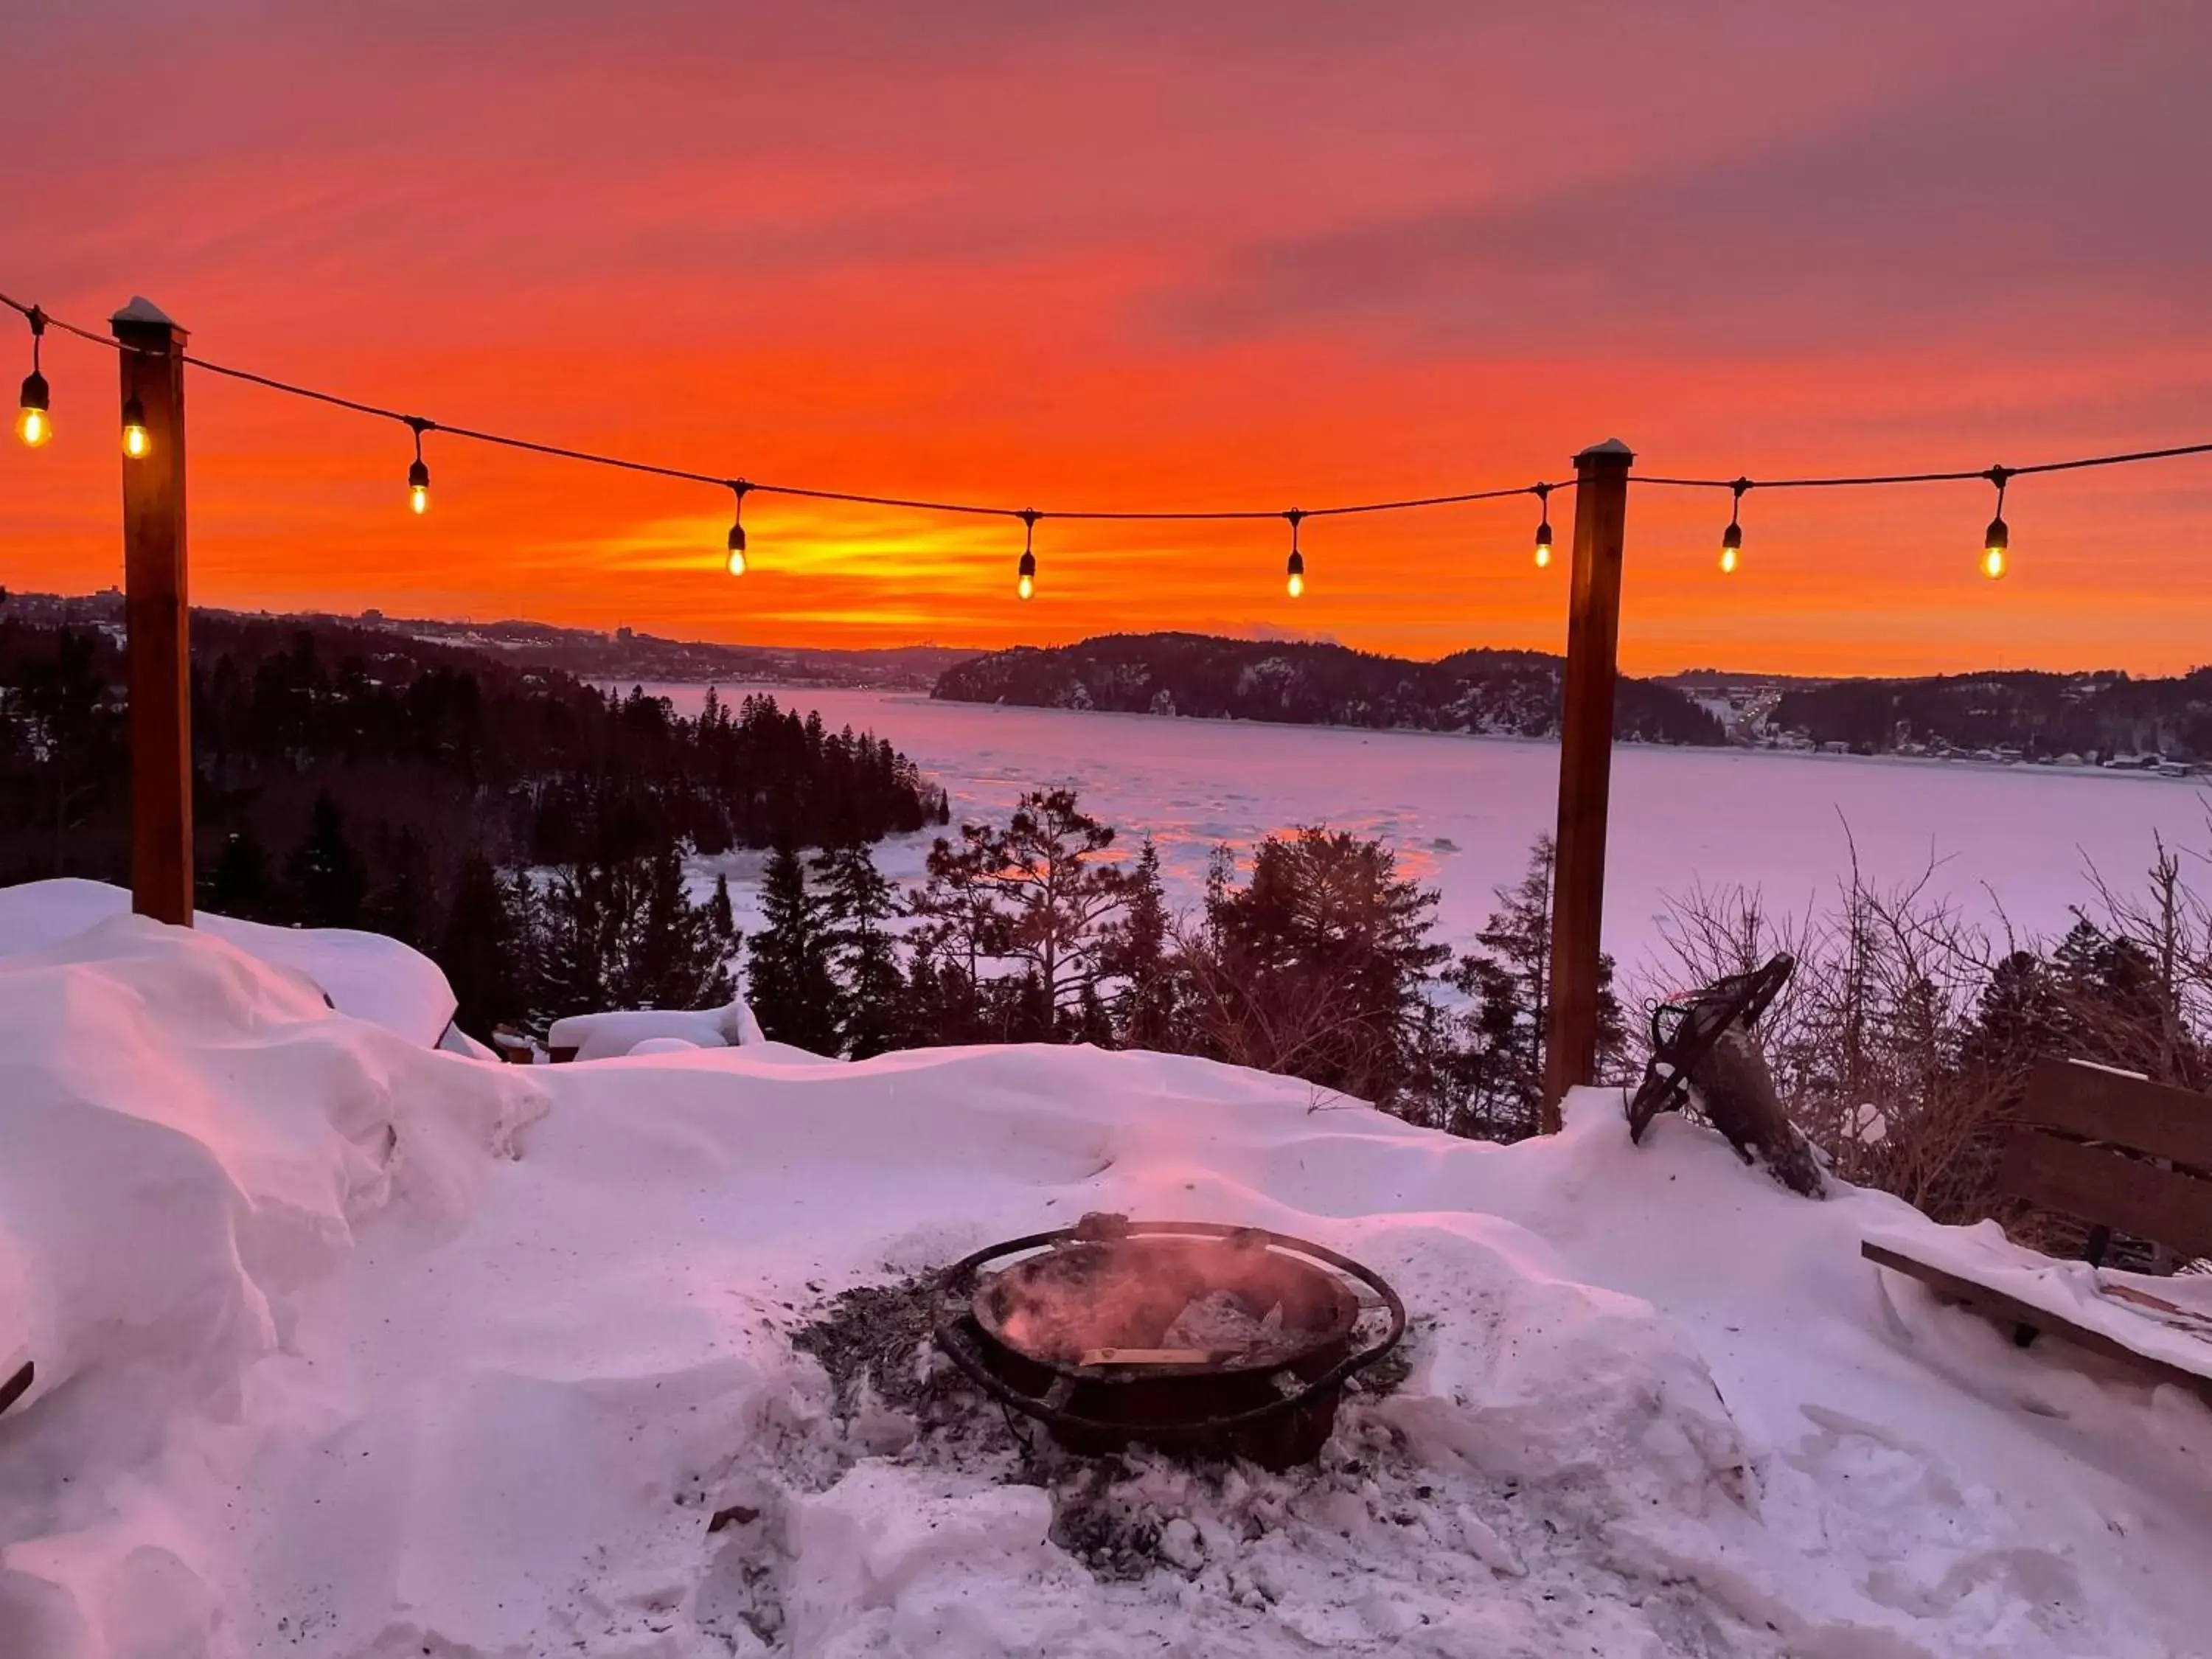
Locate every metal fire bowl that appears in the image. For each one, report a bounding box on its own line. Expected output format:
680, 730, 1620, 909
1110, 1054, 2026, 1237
932, 1214, 1406, 1468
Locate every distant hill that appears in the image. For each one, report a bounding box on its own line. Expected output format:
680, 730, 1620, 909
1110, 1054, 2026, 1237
931, 633, 1726, 745
1772, 669, 2212, 763
0, 592, 980, 692
382, 616, 981, 692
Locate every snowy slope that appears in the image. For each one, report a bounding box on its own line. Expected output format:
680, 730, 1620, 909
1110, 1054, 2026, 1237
0, 921, 2208, 1657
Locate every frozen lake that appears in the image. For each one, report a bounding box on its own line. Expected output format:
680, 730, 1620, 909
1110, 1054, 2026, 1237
639, 683, 2212, 982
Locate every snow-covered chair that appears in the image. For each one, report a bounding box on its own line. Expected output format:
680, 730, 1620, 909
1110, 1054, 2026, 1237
1862, 1057, 2212, 1402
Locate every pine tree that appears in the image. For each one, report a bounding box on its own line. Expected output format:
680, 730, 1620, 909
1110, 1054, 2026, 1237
539, 862, 614, 1021
975, 788, 1130, 1032
286, 790, 369, 927
204, 828, 278, 920
366, 825, 436, 946
1437, 835, 1624, 1141
1107, 838, 1179, 1048
813, 841, 905, 1057
625, 844, 734, 1011
439, 856, 525, 1040
1190, 827, 1447, 1108
746, 844, 841, 1053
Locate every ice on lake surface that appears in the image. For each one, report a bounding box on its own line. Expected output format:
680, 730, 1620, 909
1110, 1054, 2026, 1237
636, 682, 2212, 978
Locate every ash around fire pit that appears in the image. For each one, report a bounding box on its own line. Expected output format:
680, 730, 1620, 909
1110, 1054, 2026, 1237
933, 1214, 1405, 1469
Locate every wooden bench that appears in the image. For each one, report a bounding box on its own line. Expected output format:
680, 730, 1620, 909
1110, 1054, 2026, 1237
1862, 1057, 2212, 1401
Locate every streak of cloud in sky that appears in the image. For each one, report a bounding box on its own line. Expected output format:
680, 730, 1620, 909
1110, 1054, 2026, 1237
3, 1, 2209, 673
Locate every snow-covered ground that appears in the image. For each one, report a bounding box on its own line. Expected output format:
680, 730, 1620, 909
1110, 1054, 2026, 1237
636, 685, 2212, 976
1, 914, 2208, 1656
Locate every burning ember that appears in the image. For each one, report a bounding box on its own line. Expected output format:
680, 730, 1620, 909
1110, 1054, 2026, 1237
934, 1214, 1405, 1469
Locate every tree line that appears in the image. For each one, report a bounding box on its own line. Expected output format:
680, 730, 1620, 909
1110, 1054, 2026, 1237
742, 787, 1624, 1144
0, 611, 945, 1037
1772, 667, 2212, 761
745, 785, 2212, 1230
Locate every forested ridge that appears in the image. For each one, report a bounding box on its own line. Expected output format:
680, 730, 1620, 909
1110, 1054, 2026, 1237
1773, 668, 2212, 760
934, 631, 1725, 745
0, 607, 946, 1034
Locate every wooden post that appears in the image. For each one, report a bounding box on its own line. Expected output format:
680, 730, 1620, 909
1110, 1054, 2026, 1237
111, 297, 193, 926
1543, 437, 1633, 1127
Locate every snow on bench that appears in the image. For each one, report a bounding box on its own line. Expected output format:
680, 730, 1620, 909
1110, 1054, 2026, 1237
1863, 1222, 2212, 1394
1863, 1056, 2212, 1401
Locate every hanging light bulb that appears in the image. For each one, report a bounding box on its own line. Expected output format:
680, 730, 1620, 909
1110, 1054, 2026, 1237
1531, 484, 1553, 569
1284, 509, 1307, 597
406, 419, 432, 515
1980, 467, 2010, 580
1016, 509, 1038, 600
15, 307, 50, 448
726, 480, 751, 576
1719, 479, 1747, 574
121, 392, 150, 459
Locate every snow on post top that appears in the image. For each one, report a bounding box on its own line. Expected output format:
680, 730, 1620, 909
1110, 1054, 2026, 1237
111, 296, 178, 327
1575, 437, 1635, 462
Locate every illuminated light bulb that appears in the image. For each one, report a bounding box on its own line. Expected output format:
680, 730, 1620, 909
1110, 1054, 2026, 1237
1016, 510, 1039, 601
1531, 482, 1554, 570
1533, 540, 1551, 570
1286, 550, 1306, 598
16, 371, 50, 448
408, 457, 431, 515
1719, 479, 1747, 575
1980, 467, 2011, 581
121, 395, 150, 458
726, 480, 751, 575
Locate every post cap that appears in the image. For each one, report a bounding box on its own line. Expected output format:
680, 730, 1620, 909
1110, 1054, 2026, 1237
110, 296, 187, 341
1574, 437, 1635, 463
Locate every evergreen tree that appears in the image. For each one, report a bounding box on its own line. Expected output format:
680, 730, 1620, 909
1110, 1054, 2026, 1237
204, 828, 278, 920
1106, 838, 1179, 1048
1434, 835, 1622, 1141
1188, 827, 1447, 1108
814, 841, 905, 1057
286, 790, 369, 927
441, 856, 525, 1040
625, 844, 734, 1011
746, 844, 841, 1053
366, 825, 436, 947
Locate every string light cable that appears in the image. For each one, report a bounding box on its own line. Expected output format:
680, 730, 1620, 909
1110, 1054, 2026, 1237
7, 289, 2212, 585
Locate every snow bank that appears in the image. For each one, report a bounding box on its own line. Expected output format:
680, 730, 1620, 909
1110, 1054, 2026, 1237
0, 922, 2208, 1658
0, 917, 544, 1655
0, 879, 458, 1046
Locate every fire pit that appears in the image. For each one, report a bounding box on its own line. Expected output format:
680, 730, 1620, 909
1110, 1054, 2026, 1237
933, 1214, 1405, 1468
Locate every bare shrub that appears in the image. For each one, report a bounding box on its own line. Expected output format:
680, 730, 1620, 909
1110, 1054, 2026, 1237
1637, 827, 2212, 1239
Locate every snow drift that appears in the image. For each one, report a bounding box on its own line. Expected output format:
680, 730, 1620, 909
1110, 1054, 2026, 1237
0, 879, 459, 1046
0, 919, 2207, 1658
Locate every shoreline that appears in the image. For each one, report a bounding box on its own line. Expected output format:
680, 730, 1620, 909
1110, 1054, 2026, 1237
600, 681, 2212, 788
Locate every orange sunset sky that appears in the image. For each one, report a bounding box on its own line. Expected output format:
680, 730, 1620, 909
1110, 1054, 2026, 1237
4, 3, 2210, 677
